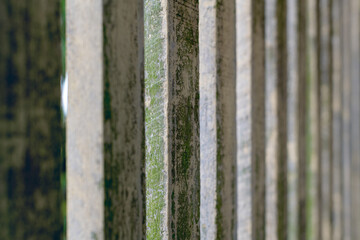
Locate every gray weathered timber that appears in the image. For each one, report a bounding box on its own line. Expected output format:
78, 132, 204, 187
350, 0, 360, 238
307, 0, 320, 238
331, 0, 343, 239
341, 0, 352, 239
286, 0, 299, 238
265, 0, 288, 239
67, 0, 145, 239
167, 1, 200, 239
236, 0, 266, 239
297, 0, 308, 239
0, 1, 62, 239
199, 0, 236, 239
316, 0, 324, 238
319, 0, 333, 238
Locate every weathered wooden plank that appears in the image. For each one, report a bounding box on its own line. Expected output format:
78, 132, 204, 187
297, 0, 308, 239
318, 0, 333, 238
67, 0, 145, 239
341, 0, 352, 239
307, 0, 320, 238
167, 1, 200, 239
350, 0, 360, 238
236, 0, 266, 239
286, 0, 299, 238
199, 0, 236, 239
0, 1, 62, 239
331, 0, 344, 239
265, 0, 288, 239
145, 0, 200, 239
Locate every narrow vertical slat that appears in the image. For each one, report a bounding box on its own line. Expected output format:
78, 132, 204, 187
315, 0, 324, 238
265, 0, 288, 239
307, 0, 320, 239
236, 0, 266, 239
319, 0, 333, 238
167, 1, 200, 239
341, 0, 352, 239
297, 0, 308, 239
331, 0, 343, 239
199, 0, 236, 239
67, 0, 145, 238
350, 0, 360, 238
0, 1, 62, 239
286, 0, 299, 238
145, 0, 200, 239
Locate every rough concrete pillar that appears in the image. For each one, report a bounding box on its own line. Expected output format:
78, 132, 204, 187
331, 0, 344, 239
66, 0, 145, 239
265, 0, 288, 239
145, 0, 200, 239
199, 0, 236, 239
0, 1, 62, 239
236, 0, 266, 239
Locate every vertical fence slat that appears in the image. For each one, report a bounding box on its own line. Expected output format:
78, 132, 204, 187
319, 0, 333, 238
0, 1, 62, 239
350, 0, 360, 238
265, 0, 288, 239
341, 0, 352, 239
331, 0, 343, 238
307, 0, 320, 238
286, 0, 299, 238
145, 0, 200, 239
297, 0, 308, 239
167, 1, 200, 239
236, 0, 266, 239
199, 0, 236, 239
67, 0, 145, 238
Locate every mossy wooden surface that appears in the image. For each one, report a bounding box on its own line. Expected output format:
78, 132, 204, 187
0, 1, 62, 239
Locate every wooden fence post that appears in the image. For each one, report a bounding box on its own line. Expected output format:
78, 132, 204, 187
0, 1, 62, 239
265, 0, 288, 239
199, 0, 236, 239
66, 0, 145, 239
236, 0, 266, 239
145, 0, 200, 239
331, 0, 344, 239
350, 0, 360, 238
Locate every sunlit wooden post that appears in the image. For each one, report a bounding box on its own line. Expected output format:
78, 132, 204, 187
236, 1, 266, 239
199, 0, 236, 239
0, 1, 62, 239
66, 0, 145, 239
